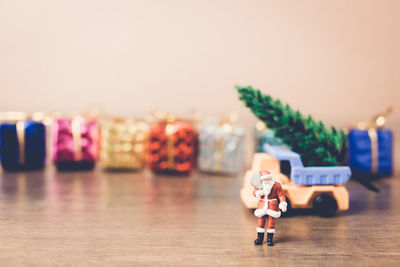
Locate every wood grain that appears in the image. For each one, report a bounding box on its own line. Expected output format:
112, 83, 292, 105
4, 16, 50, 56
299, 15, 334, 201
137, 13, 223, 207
0, 169, 399, 266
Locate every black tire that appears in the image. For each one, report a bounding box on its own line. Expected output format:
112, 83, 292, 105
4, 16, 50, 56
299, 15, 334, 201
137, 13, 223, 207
312, 194, 338, 217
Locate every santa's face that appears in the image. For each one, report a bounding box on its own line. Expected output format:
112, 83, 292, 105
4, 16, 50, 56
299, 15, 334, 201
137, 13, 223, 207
261, 178, 274, 196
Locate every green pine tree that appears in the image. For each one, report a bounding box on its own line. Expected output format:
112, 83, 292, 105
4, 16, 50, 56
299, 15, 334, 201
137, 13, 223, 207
237, 85, 348, 166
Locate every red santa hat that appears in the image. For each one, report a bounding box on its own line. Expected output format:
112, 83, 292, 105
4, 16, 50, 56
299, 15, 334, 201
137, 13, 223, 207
259, 170, 272, 180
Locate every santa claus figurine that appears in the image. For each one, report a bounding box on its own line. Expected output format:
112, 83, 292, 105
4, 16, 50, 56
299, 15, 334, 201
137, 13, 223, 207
250, 169, 287, 246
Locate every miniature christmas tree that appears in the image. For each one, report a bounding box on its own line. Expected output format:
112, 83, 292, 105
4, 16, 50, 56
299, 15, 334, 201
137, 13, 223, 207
237, 86, 348, 167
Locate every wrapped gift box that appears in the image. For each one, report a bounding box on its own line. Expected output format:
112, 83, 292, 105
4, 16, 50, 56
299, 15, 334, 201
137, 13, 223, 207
147, 119, 198, 175
197, 122, 245, 174
0, 120, 46, 171
52, 116, 100, 171
101, 119, 149, 170
348, 129, 393, 176
254, 122, 284, 152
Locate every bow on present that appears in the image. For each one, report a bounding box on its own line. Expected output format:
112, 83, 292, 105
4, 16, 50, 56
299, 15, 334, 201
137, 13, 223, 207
346, 107, 393, 174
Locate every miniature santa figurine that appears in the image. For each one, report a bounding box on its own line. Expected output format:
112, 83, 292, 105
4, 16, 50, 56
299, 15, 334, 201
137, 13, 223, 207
251, 170, 287, 246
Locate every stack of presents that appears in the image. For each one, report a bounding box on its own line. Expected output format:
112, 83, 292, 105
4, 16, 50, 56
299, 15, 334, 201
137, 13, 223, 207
0, 111, 245, 176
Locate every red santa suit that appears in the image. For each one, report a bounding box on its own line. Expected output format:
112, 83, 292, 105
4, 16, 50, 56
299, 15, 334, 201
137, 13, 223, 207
253, 171, 287, 234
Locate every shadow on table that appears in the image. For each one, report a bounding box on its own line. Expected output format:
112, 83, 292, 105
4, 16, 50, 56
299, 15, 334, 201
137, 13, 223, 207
0, 170, 46, 200
344, 178, 392, 215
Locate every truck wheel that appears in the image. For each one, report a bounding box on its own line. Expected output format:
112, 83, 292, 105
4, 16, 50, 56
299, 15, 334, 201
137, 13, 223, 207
312, 194, 337, 217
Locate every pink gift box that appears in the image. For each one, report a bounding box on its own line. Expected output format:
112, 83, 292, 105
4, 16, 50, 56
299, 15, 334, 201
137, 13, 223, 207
52, 116, 100, 170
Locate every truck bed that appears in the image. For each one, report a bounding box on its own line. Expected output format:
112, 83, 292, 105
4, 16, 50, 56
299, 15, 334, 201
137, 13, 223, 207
263, 144, 352, 186
291, 166, 351, 185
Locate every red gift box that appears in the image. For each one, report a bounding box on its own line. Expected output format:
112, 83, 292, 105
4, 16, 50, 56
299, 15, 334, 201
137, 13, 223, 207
147, 119, 198, 175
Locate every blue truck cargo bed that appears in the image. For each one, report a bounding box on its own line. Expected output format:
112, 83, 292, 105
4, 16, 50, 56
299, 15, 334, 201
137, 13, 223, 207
263, 144, 351, 186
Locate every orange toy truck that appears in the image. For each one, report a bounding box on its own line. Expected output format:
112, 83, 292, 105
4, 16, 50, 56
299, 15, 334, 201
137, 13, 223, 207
241, 145, 351, 217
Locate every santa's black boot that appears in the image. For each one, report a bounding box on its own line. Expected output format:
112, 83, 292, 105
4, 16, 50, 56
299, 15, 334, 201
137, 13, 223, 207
254, 233, 264, 245
266, 233, 274, 246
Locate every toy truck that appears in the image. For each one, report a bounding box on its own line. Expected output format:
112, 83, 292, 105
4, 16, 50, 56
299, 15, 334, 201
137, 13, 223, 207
240, 145, 352, 217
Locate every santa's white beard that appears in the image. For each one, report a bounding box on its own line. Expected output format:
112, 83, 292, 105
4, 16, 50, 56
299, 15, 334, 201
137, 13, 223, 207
262, 180, 274, 197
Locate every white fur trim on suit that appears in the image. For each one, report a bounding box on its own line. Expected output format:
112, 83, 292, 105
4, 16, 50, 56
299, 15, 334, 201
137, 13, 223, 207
267, 229, 275, 233
260, 174, 272, 180
254, 208, 281, 218
266, 209, 281, 218
255, 190, 264, 199
254, 208, 266, 218
279, 202, 287, 211
256, 227, 265, 233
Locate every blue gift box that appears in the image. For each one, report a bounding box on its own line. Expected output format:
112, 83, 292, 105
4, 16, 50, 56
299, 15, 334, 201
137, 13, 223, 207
0, 120, 46, 171
348, 129, 393, 176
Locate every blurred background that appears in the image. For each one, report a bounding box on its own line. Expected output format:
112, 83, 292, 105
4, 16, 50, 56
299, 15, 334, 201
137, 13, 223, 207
0, 0, 398, 173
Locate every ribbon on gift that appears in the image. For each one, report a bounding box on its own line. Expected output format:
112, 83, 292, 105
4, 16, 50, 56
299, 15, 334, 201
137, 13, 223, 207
165, 116, 176, 169
71, 117, 83, 161
215, 112, 238, 171
48, 113, 83, 162
345, 107, 393, 174
146, 110, 179, 169
16, 120, 26, 165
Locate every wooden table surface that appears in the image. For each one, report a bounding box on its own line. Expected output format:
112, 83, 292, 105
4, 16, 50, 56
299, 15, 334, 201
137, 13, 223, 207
0, 168, 399, 266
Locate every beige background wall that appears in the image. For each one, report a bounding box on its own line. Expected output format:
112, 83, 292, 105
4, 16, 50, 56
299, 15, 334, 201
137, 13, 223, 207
0, 0, 399, 172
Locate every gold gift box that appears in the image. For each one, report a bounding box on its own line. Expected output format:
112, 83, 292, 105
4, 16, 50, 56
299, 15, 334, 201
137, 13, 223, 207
101, 118, 150, 170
